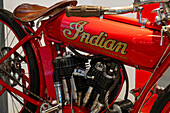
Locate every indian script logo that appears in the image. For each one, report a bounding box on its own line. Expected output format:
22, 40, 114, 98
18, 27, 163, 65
63, 21, 128, 55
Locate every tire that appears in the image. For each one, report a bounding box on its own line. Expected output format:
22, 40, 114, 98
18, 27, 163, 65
0, 9, 40, 113
150, 84, 170, 113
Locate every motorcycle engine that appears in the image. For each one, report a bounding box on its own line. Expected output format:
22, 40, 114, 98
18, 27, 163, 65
52, 52, 123, 113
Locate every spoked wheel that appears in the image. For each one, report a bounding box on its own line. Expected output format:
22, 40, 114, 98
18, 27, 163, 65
150, 84, 170, 113
0, 9, 41, 113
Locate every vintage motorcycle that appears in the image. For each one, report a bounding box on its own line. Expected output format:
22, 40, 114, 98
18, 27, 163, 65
0, 0, 169, 113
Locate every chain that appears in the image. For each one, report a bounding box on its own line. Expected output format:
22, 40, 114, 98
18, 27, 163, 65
7, 90, 33, 113
0, 68, 52, 113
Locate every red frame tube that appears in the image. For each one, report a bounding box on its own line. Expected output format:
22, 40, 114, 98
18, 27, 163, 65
0, 79, 41, 106
0, 35, 32, 64
161, 101, 170, 113
131, 52, 170, 112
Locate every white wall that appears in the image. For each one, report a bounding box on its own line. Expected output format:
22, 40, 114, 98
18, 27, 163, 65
4, 0, 135, 11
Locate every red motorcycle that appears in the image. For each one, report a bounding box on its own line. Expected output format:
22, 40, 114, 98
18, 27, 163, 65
0, 0, 169, 113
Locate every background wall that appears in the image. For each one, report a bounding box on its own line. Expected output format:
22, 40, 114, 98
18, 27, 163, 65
4, 0, 134, 11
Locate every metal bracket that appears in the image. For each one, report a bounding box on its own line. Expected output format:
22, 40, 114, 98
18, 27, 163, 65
21, 23, 34, 36
41, 103, 62, 113
73, 68, 94, 79
152, 3, 164, 25
160, 26, 169, 46
141, 19, 149, 28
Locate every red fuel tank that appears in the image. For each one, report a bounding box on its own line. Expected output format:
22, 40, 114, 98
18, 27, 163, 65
45, 13, 169, 70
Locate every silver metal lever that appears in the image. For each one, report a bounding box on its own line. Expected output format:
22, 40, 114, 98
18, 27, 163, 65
161, 28, 164, 46
91, 94, 100, 110
160, 25, 170, 46
53, 82, 63, 113
152, 3, 164, 25
138, 7, 144, 24
82, 86, 93, 107
42, 103, 62, 113
73, 68, 94, 79
70, 75, 78, 103
141, 19, 149, 28
91, 102, 104, 113
134, 0, 169, 7
62, 77, 70, 104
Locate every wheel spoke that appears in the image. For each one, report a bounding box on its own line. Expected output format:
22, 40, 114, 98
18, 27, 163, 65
11, 95, 19, 113
9, 36, 16, 47
0, 13, 41, 113
10, 95, 16, 113
20, 50, 24, 55
1, 24, 28, 113
5, 28, 11, 46
8, 91, 24, 113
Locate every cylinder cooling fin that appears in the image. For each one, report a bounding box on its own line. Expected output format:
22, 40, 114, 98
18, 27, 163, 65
52, 51, 126, 113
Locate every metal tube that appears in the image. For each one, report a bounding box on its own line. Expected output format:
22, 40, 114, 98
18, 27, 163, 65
140, 0, 169, 4
134, 0, 169, 7
43, 103, 62, 113
104, 5, 136, 14
163, 2, 170, 20
91, 102, 104, 113
62, 77, 70, 104
54, 82, 63, 113
82, 86, 93, 107
77, 92, 82, 106
91, 94, 100, 110
70, 75, 78, 103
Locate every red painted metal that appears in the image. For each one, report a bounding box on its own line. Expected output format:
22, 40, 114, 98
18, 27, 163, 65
39, 46, 56, 99
0, 19, 44, 111
104, 15, 161, 30
0, 35, 33, 64
135, 4, 160, 112
45, 13, 169, 71
138, 4, 160, 22
131, 51, 170, 112
161, 101, 170, 113
135, 70, 158, 112
0, 87, 6, 96
140, 94, 157, 112
135, 70, 152, 88
63, 105, 90, 113
29, 39, 47, 99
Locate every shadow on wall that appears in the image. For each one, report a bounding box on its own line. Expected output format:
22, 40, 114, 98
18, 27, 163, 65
157, 68, 170, 88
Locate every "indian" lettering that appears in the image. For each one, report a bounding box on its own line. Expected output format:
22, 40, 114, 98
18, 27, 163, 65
63, 21, 128, 55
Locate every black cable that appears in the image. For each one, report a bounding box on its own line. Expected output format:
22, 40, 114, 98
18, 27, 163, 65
104, 70, 121, 113
121, 64, 129, 100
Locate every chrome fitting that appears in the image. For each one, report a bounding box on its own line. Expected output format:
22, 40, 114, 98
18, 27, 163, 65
91, 102, 104, 113
53, 82, 63, 113
62, 78, 70, 104
82, 86, 93, 107
70, 76, 78, 103
91, 94, 100, 110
